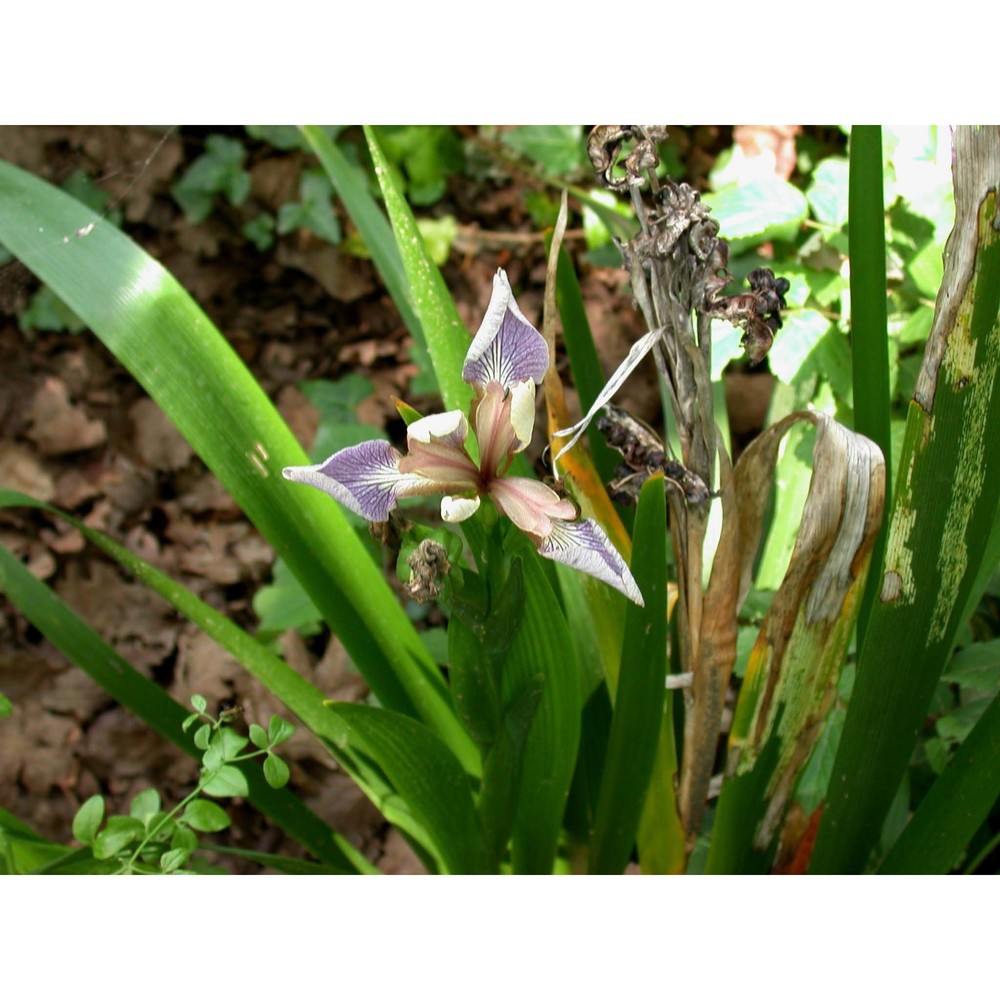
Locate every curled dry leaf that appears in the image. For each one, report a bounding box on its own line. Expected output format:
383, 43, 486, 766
723, 411, 885, 852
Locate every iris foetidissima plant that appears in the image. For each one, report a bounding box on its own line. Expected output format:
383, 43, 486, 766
549, 127, 886, 868
282, 268, 643, 606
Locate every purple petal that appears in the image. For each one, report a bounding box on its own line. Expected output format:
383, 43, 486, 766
283, 439, 411, 522
462, 269, 549, 391
537, 519, 644, 606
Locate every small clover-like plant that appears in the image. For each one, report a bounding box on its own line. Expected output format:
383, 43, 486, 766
71, 694, 294, 874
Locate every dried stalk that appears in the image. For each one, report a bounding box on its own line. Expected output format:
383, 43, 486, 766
565, 127, 792, 846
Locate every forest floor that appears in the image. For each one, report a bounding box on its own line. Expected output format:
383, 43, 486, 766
0, 125, 776, 872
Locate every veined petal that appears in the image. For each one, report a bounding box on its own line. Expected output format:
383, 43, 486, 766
537, 518, 644, 606
441, 495, 481, 522
282, 440, 421, 522
462, 269, 549, 392
489, 477, 577, 538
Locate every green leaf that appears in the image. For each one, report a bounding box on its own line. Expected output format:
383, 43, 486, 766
202, 765, 249, 798
190, 694, 208, 713
477, 675, 545, 868
183, 799, 231, 833
364, 126, 472, 416
371, 125, 463, 206
72, 795, 105, 847
848, 126, 892, 645
416, 215, 458, 266
264, 753, 291, 789
324, 702, 492, 873
193, 723, 212, 751
501, 126, 587, 177
502, 535, 583, 873
277, 169, 341, 244
589, 475, 668, 874
245, 125, 343, 151
942, 638, 1000, 693
879, 690, 1000, 873
172, 825, 199, 855
299, 374, 386, 464
552, 243, 619, 484
252, 557, 324, 641
768, 310, 831, 384
129, 788, 161, 823
171, 134, 250, 222
448, 614, 501, 750
93, 816, 144, 859
0, 160, 470, 766
268, 715, 295, 746
214, 728, 250, 761
249, 723, 268, 748
241, 213, 275, 251
19, 285, 86, 334
807, 157, 850, 228
447, 555, 525, 751
0, 691, 11, 718
160, 848, 189, 873
703, 178, 808, 252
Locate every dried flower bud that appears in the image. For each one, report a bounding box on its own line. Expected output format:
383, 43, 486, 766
588, 126, 669, 191
405, 539, 451, 603
598, 405, 712, 506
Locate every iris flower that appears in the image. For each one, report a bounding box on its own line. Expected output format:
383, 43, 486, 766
282, 269, 643, 606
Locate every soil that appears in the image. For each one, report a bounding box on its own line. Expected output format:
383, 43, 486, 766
0, 125, 776, 873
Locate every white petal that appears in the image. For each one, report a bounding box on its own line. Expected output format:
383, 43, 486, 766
507, 380, 537, 452
408, 409, 469, 447
441, 495, 481, 522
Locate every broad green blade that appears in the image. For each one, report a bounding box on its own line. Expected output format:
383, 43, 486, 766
0, 539, 370, 873
0, 159, 472, 770
811, 128, 1000, 872
503, 533, 583, 873
324, 703, 492, 874
0, 808, 80, 874
552, 243, 619, 484
364, 126, 472, 415
299, 126, 426, 354
849, 126, 892, 641
878, 689, 1000, 874
589, 474, 668, 874
476, 676, 545, 869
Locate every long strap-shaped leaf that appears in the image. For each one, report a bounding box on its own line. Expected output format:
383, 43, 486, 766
0, 538, 372, 873
848, 125, 892, 643
589, 474, 669, 873
0, 160, 473, 773
323, 704, 492, 874
298, 127, 426, 355
705, 412, 885, 873
362, 126, 472, 416
811, 126, 1000, 873
877, 689, 1000, 874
